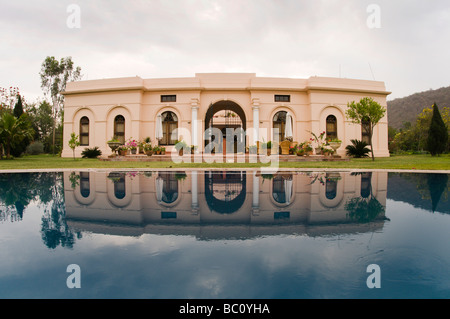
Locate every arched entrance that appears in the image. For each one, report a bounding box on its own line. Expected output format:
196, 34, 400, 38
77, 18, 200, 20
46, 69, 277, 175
205, 171, 246, 214
205, 100, 246, 154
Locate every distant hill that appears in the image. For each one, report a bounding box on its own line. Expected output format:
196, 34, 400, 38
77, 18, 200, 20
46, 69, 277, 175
387, 86, 450, 129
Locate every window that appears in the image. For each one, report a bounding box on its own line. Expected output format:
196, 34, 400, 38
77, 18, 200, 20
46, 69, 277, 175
273, 111, 287, 142
160, 111, 178, 146
275, 95, 290, 102
362, 118, 371, 145
80, 172, 90, 198
161, 95, 177, 103
361, 172, 372, 198
272, 175, 293, 204
114, 115, 125, 145
326, 115, 337, 141
110, 172, 126, 200
80, 117, 89, 146
161, 212, 177, 219
325, 173, 337, 200
159, 172, 179, 204
274, 212, 290, 220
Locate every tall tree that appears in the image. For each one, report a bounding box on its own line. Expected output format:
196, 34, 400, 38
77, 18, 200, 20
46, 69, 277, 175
13, 94, 24, 118
346, 97, 387, 161
427, 103, 448, 156
40, 56, 82, 154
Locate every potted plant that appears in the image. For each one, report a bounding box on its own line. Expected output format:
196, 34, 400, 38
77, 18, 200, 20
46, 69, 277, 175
153, 146, 161, 155
248, 145, 258, 154
175, 172, 187, 180
304, 144, 313, 156
161, 147, 166, 155
327, 138, 342, 153
190, 145, 198, 154
322, 147, 334, 157
117, 145, 128, 156
261, 140, 272, 156
125, 138, 138, 154
174, 140, 187, 156
107, 136, 122, 155
143, 142, 153, 156
310, 131, 326, 155
140, 137, 152, 154
296, 148, 305, 156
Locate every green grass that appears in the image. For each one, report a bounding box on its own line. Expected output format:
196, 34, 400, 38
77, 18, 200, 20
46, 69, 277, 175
0, 154, 449, 171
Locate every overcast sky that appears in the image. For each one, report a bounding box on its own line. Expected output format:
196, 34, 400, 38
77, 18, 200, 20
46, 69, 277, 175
1, 0, 450, 102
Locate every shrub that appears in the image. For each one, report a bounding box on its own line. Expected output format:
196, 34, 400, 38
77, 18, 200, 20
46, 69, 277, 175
345, 139, 371, 158
26, 141, 44, 155
81, 146, 102, 158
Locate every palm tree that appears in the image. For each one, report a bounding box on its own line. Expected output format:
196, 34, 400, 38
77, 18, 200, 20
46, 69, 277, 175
0, 112, 34, 158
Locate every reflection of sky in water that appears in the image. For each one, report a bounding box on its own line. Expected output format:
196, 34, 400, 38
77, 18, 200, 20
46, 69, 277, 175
0, 172, 449, 299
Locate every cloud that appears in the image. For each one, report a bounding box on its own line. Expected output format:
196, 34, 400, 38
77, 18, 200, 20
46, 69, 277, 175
1, 0, 450, 101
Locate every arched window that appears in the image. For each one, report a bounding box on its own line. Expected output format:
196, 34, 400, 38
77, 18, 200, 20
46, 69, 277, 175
362, 118, 371, 145
114, 115, 125, 144
360, 172, 372, 198
160, 111, 178, 146
326, 115, 337, 141
273, 111, 287, 142
80, 117, 89, 146
80, 172, 90, 198
272, 175, 293, 205
159, 172, 179, 204
325, 173, 337, 200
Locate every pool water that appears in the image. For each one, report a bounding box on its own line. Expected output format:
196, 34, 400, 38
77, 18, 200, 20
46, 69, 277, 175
0, 170, 449, 299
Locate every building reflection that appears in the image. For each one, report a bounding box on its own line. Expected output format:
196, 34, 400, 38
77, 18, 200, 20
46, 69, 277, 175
64, 170, 388, 240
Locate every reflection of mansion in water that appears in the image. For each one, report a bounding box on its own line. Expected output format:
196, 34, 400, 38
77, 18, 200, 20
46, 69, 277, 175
65, 171, 388, 239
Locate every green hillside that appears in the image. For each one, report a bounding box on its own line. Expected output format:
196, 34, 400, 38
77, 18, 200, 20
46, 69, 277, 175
388, 86, 450, 129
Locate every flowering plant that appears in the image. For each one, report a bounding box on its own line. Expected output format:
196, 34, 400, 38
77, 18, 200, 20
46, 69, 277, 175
327, 138, 342, 143
125, 138, 138, 150
309, 131, 327, 147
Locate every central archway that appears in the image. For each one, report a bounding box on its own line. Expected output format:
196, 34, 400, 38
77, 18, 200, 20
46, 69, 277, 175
205, 100, 247, 154
205, 171, 246, 214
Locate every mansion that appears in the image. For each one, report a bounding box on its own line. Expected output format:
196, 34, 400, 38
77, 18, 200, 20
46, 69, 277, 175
61, 73, 390, 158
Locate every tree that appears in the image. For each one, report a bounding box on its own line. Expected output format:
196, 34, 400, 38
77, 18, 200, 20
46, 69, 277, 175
27, 100, 54, 150
68, 132, 80, 159
11, 95, 31, 157
427, 103, 448, 156
0, 112, 34, 158
40, 56, 82, 154
346, 97, 387, 161
13, 94, 24, 118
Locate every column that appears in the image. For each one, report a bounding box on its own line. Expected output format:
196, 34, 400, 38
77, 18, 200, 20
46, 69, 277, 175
191, 171, 199, 214
252, 101, 260, 145
252, 171, 260, 215
191, 99, 199, 147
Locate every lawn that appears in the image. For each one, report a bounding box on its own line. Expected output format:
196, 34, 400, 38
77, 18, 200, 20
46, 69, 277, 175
0, 154, 449, 171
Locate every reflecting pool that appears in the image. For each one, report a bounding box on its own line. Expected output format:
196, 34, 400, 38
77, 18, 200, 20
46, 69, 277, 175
0, 170, 449, 299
